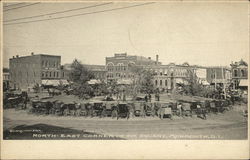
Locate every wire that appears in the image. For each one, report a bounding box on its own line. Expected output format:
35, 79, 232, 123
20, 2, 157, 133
4, 3, 113, 23
4, 3, 26, 8
3, 2, 41, 12
4, 2, 155, 26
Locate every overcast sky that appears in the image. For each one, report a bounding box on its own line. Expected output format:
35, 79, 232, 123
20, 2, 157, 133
3, 1, 249, 68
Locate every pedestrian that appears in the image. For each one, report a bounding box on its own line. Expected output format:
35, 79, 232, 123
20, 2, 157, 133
145, 94, 148, 102
148, 94, 151, 102
177, 103, 182, 117
123, 93, 126, 101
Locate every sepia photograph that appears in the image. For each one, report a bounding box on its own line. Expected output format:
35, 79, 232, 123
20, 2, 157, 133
1, 0, 249, 159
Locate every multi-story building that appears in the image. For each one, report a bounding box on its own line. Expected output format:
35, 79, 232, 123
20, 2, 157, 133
230, 59, 248, 89
106, 53, 160, 83
206, 66, 231, 85
83, 64, 107, 81
150, 62, 194, 92
9, 53, 64, 90
3, 68, 10, 91
62, 64, 107, 82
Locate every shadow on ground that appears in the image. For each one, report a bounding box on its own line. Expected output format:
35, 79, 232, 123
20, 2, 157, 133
3, 123, 124, 140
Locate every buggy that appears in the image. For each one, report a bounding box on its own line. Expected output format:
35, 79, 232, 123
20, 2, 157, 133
181, 102, 192, 117
195, 101, 207, 120
134, 102, 145, 117
117, 102, 129, 119
158, 102, 173, 120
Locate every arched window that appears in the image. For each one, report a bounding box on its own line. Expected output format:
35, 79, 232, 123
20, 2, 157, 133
107, 62, 114, 71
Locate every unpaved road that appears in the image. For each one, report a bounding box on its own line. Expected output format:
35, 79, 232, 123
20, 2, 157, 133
3, 105, 248, 140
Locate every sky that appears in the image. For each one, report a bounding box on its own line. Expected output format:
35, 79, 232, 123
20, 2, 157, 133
2, 1, 249, 68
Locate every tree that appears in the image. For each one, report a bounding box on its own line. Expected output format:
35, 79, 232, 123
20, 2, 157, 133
33, 83, 40, 93
129, 64, 154, 97
182, 68, 203, 96
68, 59, 95, 99
69, 59, 95, 84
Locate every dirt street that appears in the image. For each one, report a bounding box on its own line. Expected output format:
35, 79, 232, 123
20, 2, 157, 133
3, 104, 247, 140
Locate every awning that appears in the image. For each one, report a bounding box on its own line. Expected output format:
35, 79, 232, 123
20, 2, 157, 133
41, 79, 69, 86
239, 79, 248, 87
201, 80, 210, 85
87, 79, 102, 85
176, 78, 189, 85
117, 79, 133, 85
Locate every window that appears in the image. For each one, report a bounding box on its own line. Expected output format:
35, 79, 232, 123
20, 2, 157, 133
241, 69, 246, 77
42, 72, 44, 77
54, 72, 56, 77
49, 72, 52, 77
165, 80, 167, 86
155, 80, 158, 86
45, 72, 48, 77
62, 72, 65, 77
57, 72, 59, 77
234, 70, 238, 77
107, 63, 114, 71
160, 80, 162, 86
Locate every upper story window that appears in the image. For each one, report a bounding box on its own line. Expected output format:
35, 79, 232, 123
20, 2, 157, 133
155, 80, 158, 86
241, 69, 247, 77
107, 63, 114, 71
234, 70, 238, 77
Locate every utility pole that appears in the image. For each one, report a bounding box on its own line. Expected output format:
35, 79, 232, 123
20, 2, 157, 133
222, 66, 227, 99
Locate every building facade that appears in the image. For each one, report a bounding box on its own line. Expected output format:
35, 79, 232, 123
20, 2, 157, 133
106, 53, 160, 83
230, 59, 248, 89
150, 63, 193, 92
62, 63, 107, 82
9, 53, 63, 90
206, 67, 231, 85
3, 68, 10, 91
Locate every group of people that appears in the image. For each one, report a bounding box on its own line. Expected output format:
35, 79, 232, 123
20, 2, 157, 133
144, 93, 160, 102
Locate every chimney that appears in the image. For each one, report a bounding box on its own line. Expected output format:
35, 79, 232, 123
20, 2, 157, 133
31, 52, 34, 56
16, 55, 19, 58
156, 54, 159, 65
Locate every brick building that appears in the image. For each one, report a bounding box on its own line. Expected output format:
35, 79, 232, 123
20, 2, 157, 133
9, 53, 65, 90
3, 68, 10, 91
62, 64, 107, 82
106, 53, 160, 83
150, 63, 194, 92
230, 59, 248, 89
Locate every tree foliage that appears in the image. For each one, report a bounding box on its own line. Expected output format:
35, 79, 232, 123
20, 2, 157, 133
69, 59, 95, 84
129, 65, 154, 96
69, 59, 96, 99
